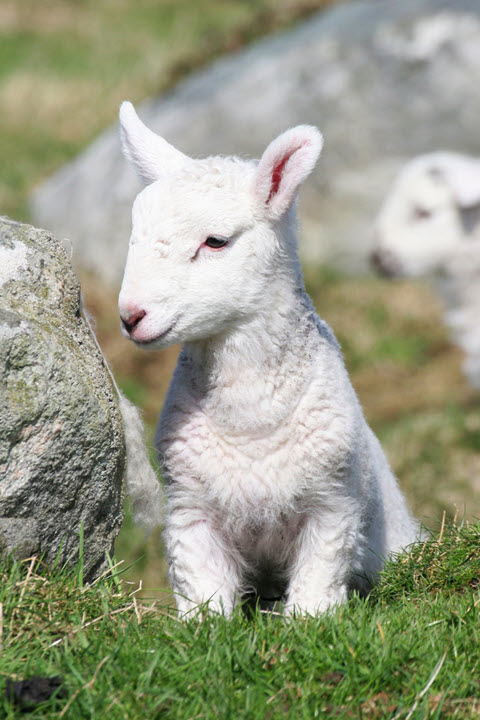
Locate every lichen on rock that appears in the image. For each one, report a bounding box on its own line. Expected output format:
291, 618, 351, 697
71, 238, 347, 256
0, 217, 125, 580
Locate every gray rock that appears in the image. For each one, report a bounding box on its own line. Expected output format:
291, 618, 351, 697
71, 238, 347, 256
30, 0, 480, 282
0, 217, 125, 580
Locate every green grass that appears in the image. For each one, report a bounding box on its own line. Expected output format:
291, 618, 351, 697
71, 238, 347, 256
1, 522, 479, 719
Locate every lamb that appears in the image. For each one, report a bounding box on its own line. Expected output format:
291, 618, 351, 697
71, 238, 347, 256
118, 101, 420, 616
371, 152, 480, 389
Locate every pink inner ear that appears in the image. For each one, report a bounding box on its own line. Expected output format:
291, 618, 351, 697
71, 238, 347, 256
267, 154, 291, 203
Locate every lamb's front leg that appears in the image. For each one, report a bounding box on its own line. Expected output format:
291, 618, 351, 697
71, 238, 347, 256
285, 510, 361, 616
165, 506, 243, 616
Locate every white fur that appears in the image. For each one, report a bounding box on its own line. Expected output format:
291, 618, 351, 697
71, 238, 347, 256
118, 101, 419, 616
372, 153, 480, 389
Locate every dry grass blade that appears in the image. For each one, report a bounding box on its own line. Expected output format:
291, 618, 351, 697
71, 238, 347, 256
417, 648, 449, 699
8, 556, 37, 639
18, 557, 36, 604
48, 600, 159, 648
86, 559, 125, 589
266, 683, 295, 705
393, 647, 449, 720
437, 511, 447, 545
133, 596, 142, 624
84, 656, 111, 691
129, 580, 143, 597
59, 656, 110, 718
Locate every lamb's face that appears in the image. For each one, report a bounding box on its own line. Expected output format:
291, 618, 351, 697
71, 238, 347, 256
118, 101, 322, 348
119, 169, 276, 348
371, 164, 463, 278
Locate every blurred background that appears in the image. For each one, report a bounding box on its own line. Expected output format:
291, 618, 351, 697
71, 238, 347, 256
2, 0, 480, 598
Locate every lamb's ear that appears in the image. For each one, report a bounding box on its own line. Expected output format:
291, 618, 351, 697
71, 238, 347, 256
254, 125, 323, 219
119, 101, 189, 184
429, 154, 480, 208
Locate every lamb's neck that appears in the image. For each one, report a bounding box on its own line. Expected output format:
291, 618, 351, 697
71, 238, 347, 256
181, 281, 321, 437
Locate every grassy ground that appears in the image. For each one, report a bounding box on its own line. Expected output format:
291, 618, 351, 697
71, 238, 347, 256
1, 522, 479, 718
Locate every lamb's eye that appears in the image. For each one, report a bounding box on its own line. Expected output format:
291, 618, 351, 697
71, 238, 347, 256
412, 205, 432, 221
205, 236, 228, 249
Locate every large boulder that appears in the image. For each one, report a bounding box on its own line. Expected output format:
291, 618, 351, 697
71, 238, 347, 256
0, 217, 125, 580
30, 0, 480, 283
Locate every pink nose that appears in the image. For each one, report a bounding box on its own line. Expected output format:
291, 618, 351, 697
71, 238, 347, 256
120, 308, 146, 335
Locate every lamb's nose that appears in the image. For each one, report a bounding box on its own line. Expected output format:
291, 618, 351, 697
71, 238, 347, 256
369, 249, 383, 271
369, 248, 397, 278
120, 309, 146, 335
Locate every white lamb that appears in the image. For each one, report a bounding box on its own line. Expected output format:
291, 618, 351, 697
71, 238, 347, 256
371, 152, 480, 389
118, 101, 419, 616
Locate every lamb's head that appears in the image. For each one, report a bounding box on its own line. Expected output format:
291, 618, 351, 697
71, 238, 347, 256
118, 102, 322, 348
371, 153, 480, 279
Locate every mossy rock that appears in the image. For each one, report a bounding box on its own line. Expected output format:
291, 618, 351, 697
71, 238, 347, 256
0, 217, 125, 580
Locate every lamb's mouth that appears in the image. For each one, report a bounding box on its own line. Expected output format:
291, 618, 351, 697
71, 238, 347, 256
133, 320, 177, 347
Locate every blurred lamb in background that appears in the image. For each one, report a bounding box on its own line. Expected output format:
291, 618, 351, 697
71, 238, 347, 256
30, 0, 480, 284
371, 153, 480, 389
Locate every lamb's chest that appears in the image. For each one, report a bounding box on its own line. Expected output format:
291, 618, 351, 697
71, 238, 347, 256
157, 400, 348, 512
